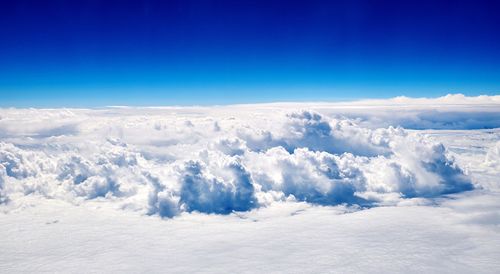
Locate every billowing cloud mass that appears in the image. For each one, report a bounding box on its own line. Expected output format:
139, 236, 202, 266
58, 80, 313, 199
2, 94, 496, 217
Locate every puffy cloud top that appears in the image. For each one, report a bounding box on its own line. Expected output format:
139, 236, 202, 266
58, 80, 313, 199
0, 96, 492, 217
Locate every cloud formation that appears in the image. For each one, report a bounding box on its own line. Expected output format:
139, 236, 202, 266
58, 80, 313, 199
1, 94, 496, 217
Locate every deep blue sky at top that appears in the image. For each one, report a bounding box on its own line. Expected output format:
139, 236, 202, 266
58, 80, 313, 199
0, 0, 499, 106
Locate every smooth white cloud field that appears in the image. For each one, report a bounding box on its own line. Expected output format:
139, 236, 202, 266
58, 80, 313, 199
0, 94, 499, 273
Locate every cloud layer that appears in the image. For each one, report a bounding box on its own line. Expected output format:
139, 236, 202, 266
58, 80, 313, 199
2, 95, 494, 217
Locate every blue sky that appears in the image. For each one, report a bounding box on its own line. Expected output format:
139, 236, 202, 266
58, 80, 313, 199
1, 0, 499, 107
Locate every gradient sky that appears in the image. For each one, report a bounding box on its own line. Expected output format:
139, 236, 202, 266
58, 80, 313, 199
1, 0, 499, 106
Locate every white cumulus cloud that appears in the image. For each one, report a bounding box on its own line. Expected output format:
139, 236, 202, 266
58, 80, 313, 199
2, 94, 496, 217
